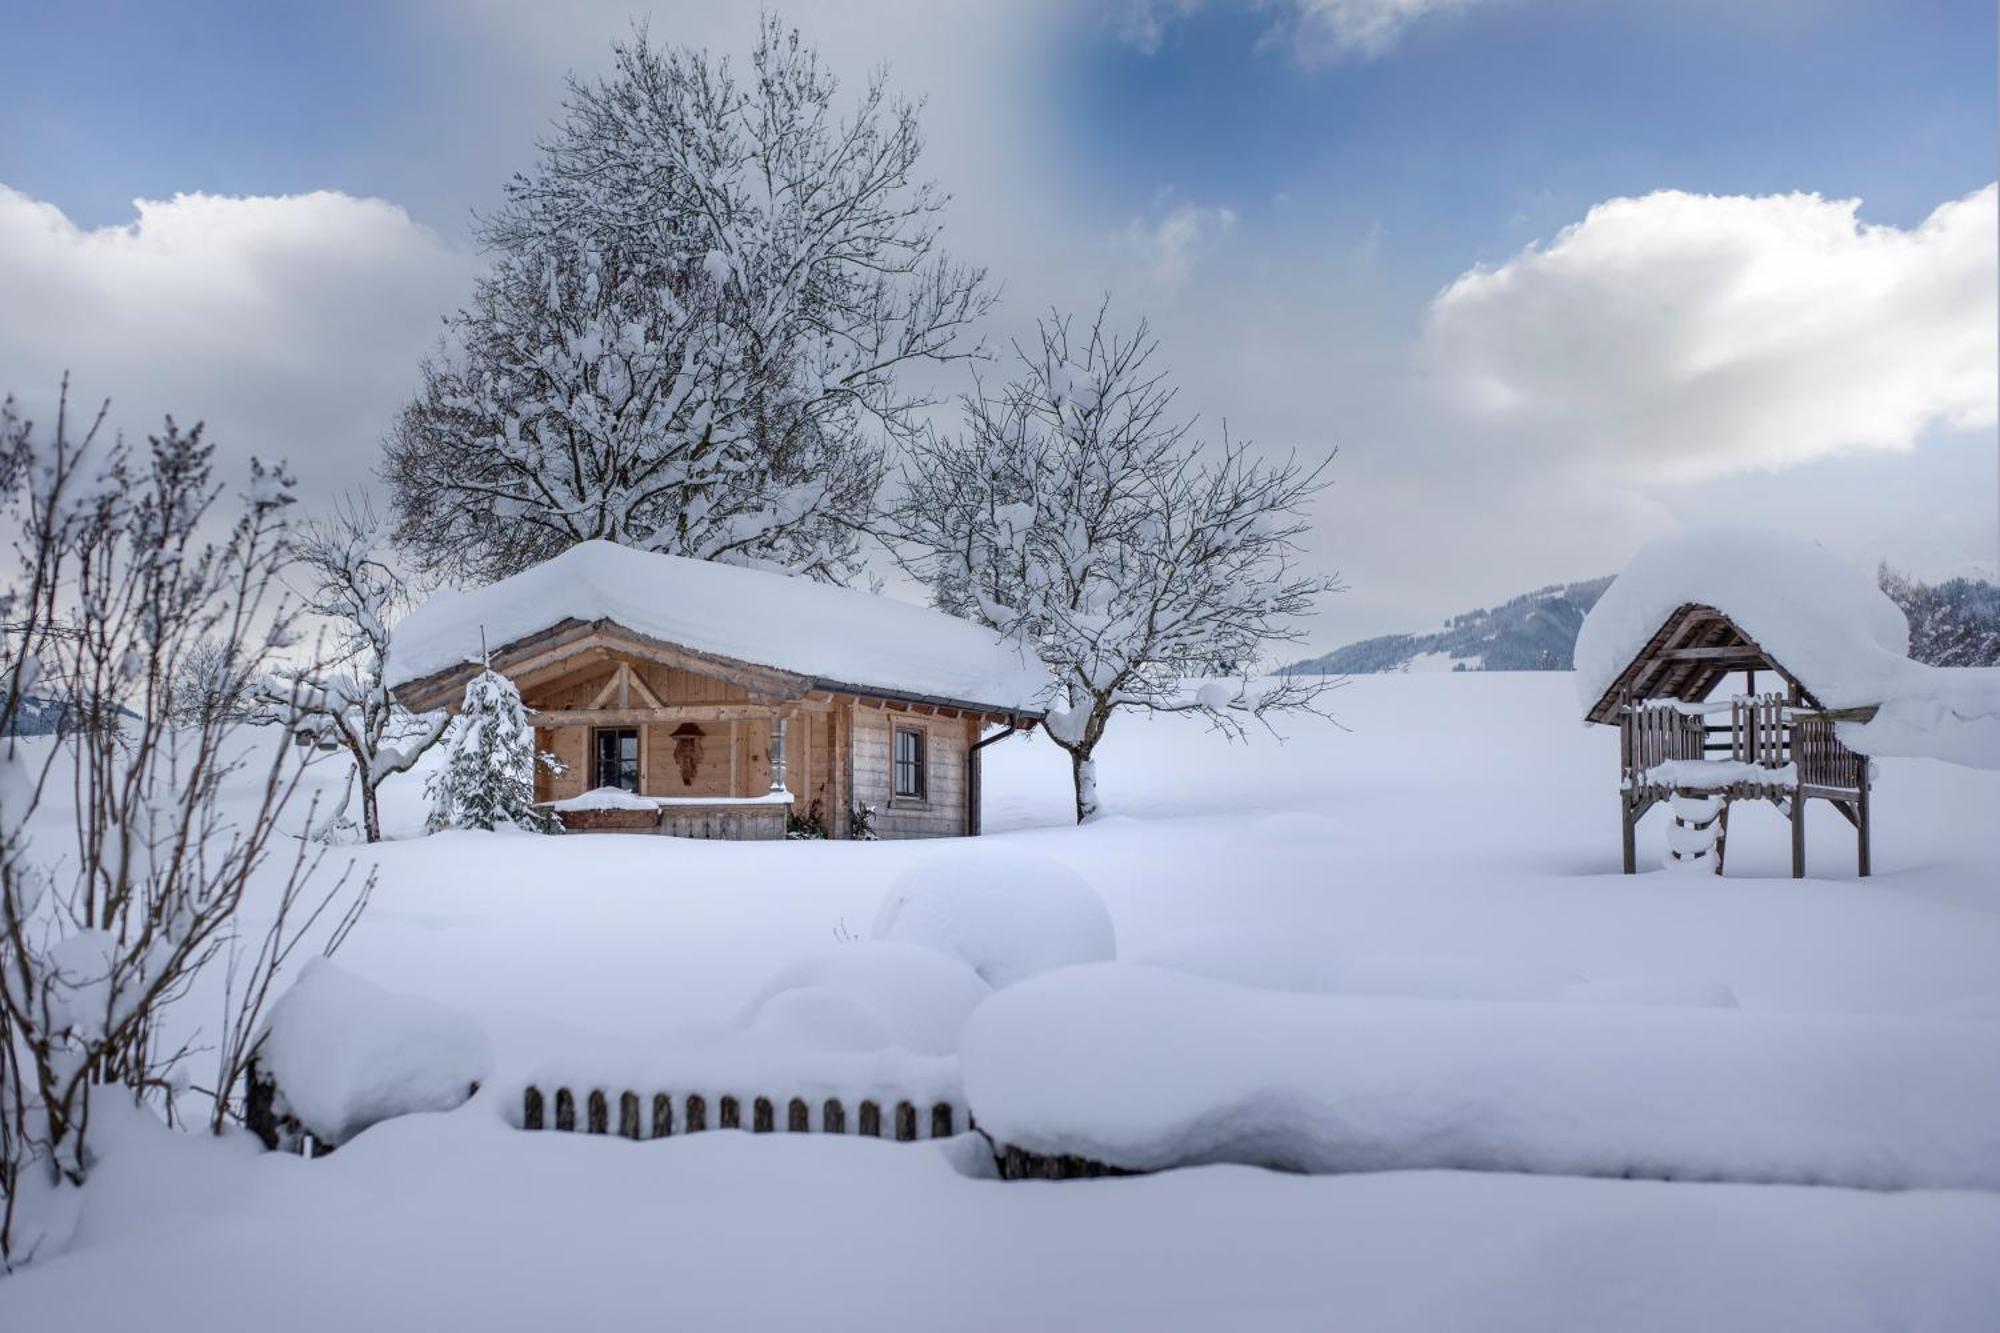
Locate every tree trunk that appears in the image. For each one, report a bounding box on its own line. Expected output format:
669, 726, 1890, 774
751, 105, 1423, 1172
360, 784, 381, 844
1069, 747, 1098, 824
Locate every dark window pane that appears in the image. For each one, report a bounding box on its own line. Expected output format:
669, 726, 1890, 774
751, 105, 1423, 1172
595, 728, 640, 791
893, 727, 925, 799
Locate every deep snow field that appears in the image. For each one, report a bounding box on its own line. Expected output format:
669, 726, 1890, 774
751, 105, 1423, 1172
5, 671, 1999, 1331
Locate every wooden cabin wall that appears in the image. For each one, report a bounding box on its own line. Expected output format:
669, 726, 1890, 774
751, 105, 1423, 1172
517, 654, 849, 821
850, 705, 971, 838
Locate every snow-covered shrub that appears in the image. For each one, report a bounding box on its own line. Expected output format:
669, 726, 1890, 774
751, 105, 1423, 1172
744, 988, 896, 1054
959, 963, 2000, 1189
870, 847, 1115, 989
425, 668, 558, 833
739, 941, 991, 1056
254, 960, 492, 1148
848, 801, 880, 841
0, 386, 372, 1259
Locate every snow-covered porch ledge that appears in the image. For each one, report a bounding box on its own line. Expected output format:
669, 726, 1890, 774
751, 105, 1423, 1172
541, 787, 795, 839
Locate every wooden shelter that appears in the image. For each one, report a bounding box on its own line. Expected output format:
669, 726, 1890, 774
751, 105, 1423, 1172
1583, 602, 1874, 878
388, 543, 1047, 840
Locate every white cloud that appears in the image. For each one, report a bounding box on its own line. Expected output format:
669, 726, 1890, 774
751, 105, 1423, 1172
1117, 201, 1239, 289
0, 185, 473, 500
1118, 0, 1489, 62
1423, 185, 1999, 481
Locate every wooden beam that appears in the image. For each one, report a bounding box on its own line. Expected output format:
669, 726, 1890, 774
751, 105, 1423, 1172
527, 701, 831, 727
1656, 646, 1769, 664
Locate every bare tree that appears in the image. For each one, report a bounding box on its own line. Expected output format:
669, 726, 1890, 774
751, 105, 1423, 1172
384, 16, 991, 586
0, 382, 369, 1264
262, 495, 449, 844
895, 308, 1341, 822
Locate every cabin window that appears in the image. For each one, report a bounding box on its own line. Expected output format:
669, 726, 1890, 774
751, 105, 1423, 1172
893, 726, 927, 800
593, 727, 640, 792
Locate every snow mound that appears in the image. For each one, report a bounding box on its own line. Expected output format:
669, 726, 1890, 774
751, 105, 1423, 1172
871, 847, 1115, 989
1576, 527, 1909, 713
738, 941, 992, 1055
744, 987, 897, 1053
256, 960, 492, 1147
385, 539, 1049, 713
960, 963, 2000, 1189
1138, 929, 1588, 1003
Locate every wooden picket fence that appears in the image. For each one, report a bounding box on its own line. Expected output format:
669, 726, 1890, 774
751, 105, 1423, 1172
519, 1085, 968, 1142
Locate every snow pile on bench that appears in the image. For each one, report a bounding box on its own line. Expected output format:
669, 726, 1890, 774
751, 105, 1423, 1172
255, 960, 493, 1147
385, 539, 1050, 712
1579, 527, 2000, 768
872, 846, 1116, 989
738, 941, 992, 1056
959, 964, 2000, 1189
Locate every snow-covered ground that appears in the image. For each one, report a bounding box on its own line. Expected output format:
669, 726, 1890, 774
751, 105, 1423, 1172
5, 672, 1999, 1330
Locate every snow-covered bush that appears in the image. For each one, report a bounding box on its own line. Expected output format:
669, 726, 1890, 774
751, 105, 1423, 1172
739, 941, 991, 1055
425, 668, 558, 833
960, 963, 2000, 1189
254, 960, 491, 1148
871, 847, 1115, 989
0, 385, 372, 1260
262, 494, 449, 843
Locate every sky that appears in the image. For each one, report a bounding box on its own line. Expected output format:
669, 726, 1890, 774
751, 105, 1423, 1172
1, 0, 1994, 648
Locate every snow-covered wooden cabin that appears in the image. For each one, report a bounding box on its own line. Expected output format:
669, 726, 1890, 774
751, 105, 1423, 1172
1577, 530, 1936, 878
387, 542, 1048, 839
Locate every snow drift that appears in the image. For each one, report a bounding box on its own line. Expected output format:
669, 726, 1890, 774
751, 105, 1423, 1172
255, 960, 493, 1147
872, 847, 1116, 988
959, 964, 2000, 1190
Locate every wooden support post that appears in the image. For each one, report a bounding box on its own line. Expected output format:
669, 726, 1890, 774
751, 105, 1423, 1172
1856, 762, 1872, 878
1620, 796, 1637, 875
1791, 792, 1806, 879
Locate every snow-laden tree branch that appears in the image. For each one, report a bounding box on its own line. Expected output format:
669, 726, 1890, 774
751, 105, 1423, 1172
0, 382, 371, 1264
894, 306, 1343, 821
260, 495, 448, 844
385, 16, 992, 586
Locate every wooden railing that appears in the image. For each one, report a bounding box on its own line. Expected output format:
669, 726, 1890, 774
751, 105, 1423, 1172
519, 1085, 967, 1142
1621, 695, 1864, 794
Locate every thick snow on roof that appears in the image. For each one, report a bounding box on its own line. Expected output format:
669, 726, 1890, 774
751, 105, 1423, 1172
1575, 527, 1911, 713
386, 541, 1051, 712
1576, 527, 2000, 768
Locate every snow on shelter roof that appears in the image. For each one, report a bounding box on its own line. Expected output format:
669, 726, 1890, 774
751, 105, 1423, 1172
386, 541, 1051, 715
1575, 527, 1911, 715
1574, 527, 2000, 769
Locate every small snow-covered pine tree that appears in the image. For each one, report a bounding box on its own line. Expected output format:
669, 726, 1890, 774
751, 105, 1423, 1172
426, 668, 559, 833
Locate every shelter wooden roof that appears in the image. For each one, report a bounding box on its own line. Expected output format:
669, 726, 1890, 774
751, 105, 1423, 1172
1581, 602, 1820, 726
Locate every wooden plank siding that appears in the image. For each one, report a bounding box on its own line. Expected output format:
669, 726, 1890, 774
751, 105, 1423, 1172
849, 702, 973, 838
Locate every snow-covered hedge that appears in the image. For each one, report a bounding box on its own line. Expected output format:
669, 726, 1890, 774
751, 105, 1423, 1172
959, 964, 2000, 1189
255, 961, 493, 1147
871, 847, 1115, 989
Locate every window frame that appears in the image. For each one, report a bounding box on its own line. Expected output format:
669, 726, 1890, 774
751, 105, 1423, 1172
891, 724, 928, 803
593, 726, 642, 793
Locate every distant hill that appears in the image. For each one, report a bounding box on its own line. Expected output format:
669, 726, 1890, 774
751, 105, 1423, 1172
1290, 564, 2000, 678
1285, 577, 1614, 675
